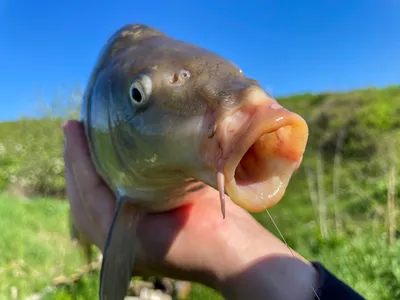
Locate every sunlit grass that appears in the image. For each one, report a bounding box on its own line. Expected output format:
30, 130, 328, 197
0, 197, 83, 299
1, 194, 399, 299
0, 196, 222, 300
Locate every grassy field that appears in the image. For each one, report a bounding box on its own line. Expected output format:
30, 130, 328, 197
0, 195, 223, 300
0, 85, 399, 299
1, 183, 400, 299
0, 196, 82, 299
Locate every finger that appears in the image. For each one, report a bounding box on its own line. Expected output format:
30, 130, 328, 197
63, 119, 104, 190
63, 119, 115, 248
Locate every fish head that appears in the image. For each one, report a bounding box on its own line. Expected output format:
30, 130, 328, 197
91, 24, 308, 212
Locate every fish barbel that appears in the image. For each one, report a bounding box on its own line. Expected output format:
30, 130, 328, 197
77, 23, 309, 300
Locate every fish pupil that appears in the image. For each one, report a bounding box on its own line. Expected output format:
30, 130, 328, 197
131, 88, 142, 103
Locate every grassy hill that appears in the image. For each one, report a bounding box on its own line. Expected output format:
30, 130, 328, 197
0, 85, 399, 299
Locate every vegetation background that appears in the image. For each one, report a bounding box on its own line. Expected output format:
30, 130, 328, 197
0, 84, 399, 299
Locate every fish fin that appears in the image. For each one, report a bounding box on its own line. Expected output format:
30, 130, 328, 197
99, 196, 138, 300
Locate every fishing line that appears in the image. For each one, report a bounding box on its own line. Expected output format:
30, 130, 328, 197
265, 209, 320, 300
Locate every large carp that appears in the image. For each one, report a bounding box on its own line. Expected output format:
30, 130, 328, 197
75, 24, 309, 300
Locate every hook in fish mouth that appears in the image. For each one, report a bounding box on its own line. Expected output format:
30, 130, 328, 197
214, 100, 309, 215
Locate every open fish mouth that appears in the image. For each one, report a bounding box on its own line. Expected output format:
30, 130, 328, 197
216, 99, 309, 214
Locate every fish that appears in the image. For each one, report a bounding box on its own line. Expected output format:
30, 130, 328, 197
77, 23, 309, 300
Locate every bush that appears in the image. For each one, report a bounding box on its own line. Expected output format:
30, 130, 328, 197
0, 118, 65, 198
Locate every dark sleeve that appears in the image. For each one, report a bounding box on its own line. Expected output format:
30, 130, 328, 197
311, 261, 366, 300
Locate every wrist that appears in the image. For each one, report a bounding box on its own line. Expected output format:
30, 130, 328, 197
219, 256, 319, 300
210, 219, 320, 299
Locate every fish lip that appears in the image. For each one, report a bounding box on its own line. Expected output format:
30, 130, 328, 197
218, 103, 309, 211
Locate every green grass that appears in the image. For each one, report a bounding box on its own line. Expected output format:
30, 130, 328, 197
0, 196, 83, 299
1, 192, 399, 299
0, 196, 222, 300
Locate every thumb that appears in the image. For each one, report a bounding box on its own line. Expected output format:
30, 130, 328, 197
63, 119, 115, 249
63, 120, 102, 190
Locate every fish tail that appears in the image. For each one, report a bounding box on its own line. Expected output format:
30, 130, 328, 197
99, 197, 138, 300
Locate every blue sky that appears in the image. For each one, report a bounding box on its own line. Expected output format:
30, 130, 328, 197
0, 0, 399, 121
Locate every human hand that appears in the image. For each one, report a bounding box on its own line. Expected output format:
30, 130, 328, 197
63, 119, 319, 300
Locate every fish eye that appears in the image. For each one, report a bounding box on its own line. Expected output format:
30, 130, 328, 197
129, 83, 144, 103
129, 74, 152, 106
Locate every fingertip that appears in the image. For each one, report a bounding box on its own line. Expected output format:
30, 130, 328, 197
63, 120, 90, 163
63, 119, 83, 136
62, 119, 73, 133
